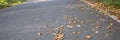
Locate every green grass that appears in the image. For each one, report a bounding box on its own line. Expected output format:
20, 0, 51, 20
0, 0, 26, 9
100, 0, 120, 8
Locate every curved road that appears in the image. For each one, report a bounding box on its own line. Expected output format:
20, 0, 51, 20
0, 0, 120, 40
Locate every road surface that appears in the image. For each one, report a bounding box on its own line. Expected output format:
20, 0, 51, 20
0, 0, 120, 40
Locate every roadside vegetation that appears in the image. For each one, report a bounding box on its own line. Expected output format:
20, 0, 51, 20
100, 0, 120, 8
99, 0, 120, 20
0, 0, 26, 9
84, 0, 120, 20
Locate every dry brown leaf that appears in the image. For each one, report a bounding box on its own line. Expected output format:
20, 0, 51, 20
56, 34, 64, 38
72, 32, 80, 35
95, 31, 99, 33
52, 33, 57, 36
110, 23, 113, 26
109, 20, 112, 22
60, 25, 64, 29
54, 38, 63, 40
117, 17, 120, 20
88, 20, 92, 23
46, 32, 50, 35
105, 33, 110, 38
96, 21, 99, 24
92, 29, 99, 33
106, 25, 111, 30
96, 26, 102, 29
77, 25, 81, 27
80, 21, 84, 24
67, 25, 73, 29
102, 19, 105, 22
68, 21, 72, 25
38, 32, 42, 36
53, 33, 64, 40
85, 35, 92, 39
74, 17, 78, 19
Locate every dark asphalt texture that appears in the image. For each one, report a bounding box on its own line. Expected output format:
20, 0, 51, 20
0, 0, 120, 40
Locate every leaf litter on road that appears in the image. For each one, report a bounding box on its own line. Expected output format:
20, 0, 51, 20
35, 15, 113, 40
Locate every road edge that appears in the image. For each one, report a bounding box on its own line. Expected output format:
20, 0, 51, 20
80, 0, 120, 23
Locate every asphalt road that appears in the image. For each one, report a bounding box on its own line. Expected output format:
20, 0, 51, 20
0, 0, 120, 40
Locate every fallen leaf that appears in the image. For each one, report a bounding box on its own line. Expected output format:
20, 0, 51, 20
67, 25, 73, 29
77, 25, 81, 27
80, 21, 84, 24
106, 25, 111, 30
96, 21, 99, 24
88, 20, 92, 23
38, 32, 42, 36
109, 20, 112, 22
46, 32, 50, 35
68, 21, 72, 25
95, 31, 99, 33
72, 32, 80, 35
53, 33, 64, 40
96, 26, 102, 29
52, 33, 57, 36
74, 17, 78, 19
85, 35, 92, 39
56, 34, 64, 38
60, 25, 64, 29
92, 29, 99, 33
102, 19, 105, 22
110, 23, 113, 25
105, 33, 109, 38
117, 17, 120, 20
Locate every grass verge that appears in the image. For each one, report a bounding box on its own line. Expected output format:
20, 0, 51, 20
83, 0, 120, 20
0, 0, 26, 9
100, 0, 120, 8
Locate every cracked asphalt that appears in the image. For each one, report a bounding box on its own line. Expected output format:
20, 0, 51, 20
0, 0, 120, 40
